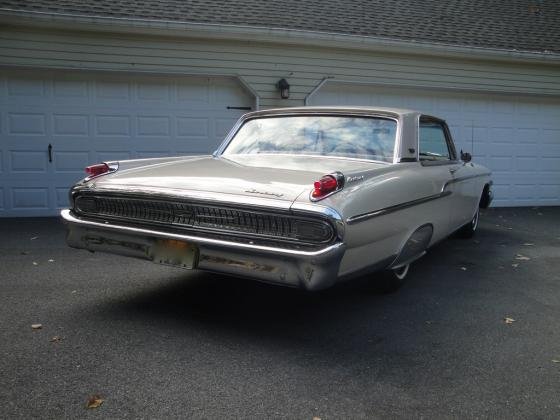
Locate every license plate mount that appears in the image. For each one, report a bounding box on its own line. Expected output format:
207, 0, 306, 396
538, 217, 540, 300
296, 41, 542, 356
150, 239, 198, 269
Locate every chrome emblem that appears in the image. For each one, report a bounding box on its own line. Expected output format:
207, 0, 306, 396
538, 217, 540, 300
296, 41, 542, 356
347, 175, 365, 183
245, 188, 284, 198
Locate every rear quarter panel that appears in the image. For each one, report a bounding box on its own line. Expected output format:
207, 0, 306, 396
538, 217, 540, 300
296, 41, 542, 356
297, 162, 453, 278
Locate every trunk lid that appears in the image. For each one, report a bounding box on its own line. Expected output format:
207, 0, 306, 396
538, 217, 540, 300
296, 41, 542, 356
91, 155, 387, 203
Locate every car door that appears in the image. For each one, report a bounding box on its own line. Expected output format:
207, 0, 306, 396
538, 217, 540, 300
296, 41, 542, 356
418, 117, 466, 235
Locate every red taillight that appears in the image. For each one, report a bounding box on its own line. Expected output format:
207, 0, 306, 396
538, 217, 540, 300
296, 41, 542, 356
312, 175, 339, 199
85, 163, 110, 177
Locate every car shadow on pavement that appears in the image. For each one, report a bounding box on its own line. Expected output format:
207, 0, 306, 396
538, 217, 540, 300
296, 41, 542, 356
84, 204, 558, 372
91, 226, 504, 363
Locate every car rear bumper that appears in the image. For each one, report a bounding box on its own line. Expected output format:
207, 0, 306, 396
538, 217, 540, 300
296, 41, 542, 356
61, 209, 346, 291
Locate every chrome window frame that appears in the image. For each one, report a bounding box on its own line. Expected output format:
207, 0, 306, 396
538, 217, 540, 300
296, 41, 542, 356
215, 111, 401, 164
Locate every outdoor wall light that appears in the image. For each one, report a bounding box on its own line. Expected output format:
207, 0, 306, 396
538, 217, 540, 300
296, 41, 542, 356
277, 78, 290, 99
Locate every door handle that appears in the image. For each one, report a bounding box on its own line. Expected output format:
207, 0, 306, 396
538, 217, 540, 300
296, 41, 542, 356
449, 167, 458, 174
48, 144, 52, 163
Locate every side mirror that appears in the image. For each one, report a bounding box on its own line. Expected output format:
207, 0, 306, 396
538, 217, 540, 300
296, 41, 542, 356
460, 150, 472, 163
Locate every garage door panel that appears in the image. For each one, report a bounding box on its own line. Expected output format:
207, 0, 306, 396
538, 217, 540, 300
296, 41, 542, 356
216, 118, 240, 138
513, 184, 539, 200
53, 114, 89, 136
491, 99, 515, 114
94, 151, 132, 162
491, 184, 512, 206
7, 77, 46, 97
309, 83, 560, 206
539, 143, 560, 156
542, 129, 560, 142
9, 150, 48, 172
136, 116, 171, 137
489, 129, 515, 146
8, 112, 47, 135
0, 70, 254, 216
135, 142, 173, 154
541, 157, 560, 171
514, 143, 539, 157
489, 156, 513, 171
177, 78, 211, 104
95, 115, 131, 137
135, 151, 173, 159
95, 80, 132, 102
11, 187, 50, 210
175, 143, 213, 154
515, 128, 540, 143
56, 187, 69, 209
176, 117, 209, 137
53, 78, 89, 100
515, 157, 538, 171
53, 151, 89, 172
539, 185, 560, 201
136, 81, 171, 102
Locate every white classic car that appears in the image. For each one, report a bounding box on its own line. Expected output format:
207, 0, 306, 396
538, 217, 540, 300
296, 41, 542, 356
62, 107, 492, 292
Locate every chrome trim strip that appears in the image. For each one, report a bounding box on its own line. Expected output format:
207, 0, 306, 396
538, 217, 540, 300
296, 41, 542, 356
75, 185, 347, 226
445, 172, 491, 186
346, 171, 491, 224
216, 111, 400, 160
61, 209, 343, 258
78, 184, 294, 211
291, 202, 345, 240
290, 202, 343, 223
346, 191, 452, 225
224, 153, 391, 165
73, 194, 336, 246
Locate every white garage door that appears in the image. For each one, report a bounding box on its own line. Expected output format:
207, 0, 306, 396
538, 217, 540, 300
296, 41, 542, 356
309, 83, 560, 207
0, 69, 254, 217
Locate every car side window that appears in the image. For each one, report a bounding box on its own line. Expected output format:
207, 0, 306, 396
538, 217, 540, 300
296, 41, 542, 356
419, 121, 452, 161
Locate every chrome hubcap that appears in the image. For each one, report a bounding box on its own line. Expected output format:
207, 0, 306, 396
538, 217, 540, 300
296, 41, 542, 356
472, 209, 479, 231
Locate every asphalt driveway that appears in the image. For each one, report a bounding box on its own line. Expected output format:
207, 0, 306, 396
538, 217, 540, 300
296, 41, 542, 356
1, 207, 559, 419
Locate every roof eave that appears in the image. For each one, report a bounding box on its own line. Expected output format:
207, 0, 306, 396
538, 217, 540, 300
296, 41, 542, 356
1, 9, 560, 65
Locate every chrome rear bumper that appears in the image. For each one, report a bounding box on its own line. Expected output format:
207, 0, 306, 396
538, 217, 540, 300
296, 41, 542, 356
61, 209, 346, 290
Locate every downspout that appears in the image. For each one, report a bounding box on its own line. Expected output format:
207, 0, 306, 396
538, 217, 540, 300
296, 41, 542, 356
304, 77, 333, 106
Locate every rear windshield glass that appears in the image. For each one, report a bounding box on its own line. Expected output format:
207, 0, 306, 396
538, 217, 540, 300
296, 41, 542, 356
222, 115, 397, 163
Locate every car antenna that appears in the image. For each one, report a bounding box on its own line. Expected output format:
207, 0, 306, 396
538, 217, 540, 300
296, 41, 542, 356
471, 120, 474, 159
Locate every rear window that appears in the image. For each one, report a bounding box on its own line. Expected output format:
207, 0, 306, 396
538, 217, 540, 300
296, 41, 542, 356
223, 115, 397, 163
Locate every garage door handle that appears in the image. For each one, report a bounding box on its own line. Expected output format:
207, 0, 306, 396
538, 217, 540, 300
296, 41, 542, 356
48, 144, 52, 163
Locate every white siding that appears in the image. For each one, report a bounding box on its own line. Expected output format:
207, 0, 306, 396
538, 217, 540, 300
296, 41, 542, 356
0, 27, 559, 109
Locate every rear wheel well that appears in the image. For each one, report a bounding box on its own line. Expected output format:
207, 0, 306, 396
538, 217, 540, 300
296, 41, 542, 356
479, 183, 492, 209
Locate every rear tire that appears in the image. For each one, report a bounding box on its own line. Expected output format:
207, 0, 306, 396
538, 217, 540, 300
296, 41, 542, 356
458, 207, 479, 239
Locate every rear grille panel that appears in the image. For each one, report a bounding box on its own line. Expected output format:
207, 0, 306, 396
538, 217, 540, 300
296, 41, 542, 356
74, 194, 335, 248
